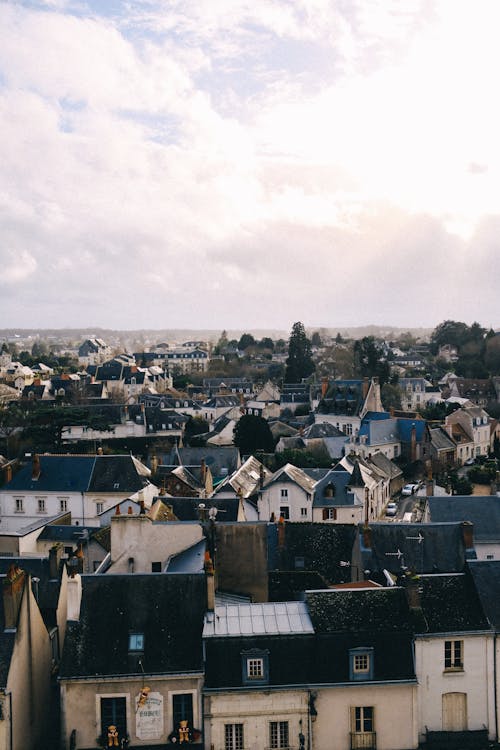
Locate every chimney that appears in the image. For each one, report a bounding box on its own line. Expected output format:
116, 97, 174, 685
259, 464, 265, 490
97, 446, 103, 455
3, 565, 26, 630
76, 543, 84, 574
33, 378, 41, 386
204, 550, 215, 611
128, 506, 133, 514
151, 453, 158, 475
200, 459, 206, 484
5, 464, 12, 484
362, 525, 372, 549
139, 500, 146, 515
67, 574, 82, 621
321, 376, 329, 399
49, 544, 63, 579
410, 424, 417, 462
115, 504, 121, 516
278, 515, 286, 550
426, 461, 434, 497
362, 377, 369, 399
32, 454, 41, 481
405, 575, 422, 610
461, 521, 474, 551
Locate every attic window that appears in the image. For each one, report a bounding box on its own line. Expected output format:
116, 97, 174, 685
128, 633, 144, 652
349, 647, 374, 681
242, 649, 269, 685
324, 483, 335, 498
114, 482, 120, 489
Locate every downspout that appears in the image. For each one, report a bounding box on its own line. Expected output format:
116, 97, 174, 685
81, 491, 85, 526
495, 633, 498, 743
7, 692, 12, 750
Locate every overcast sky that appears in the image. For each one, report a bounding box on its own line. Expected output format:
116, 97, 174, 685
1, 0, 499, 332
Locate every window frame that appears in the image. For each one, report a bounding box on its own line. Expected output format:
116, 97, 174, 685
269, 720, 289, 749
225, 723, 244, 750
241, 648, 269, 685
352, 706, 374, 734
444, 639, 463, 671
128, 633, 144, 653
349, 647, 374, 681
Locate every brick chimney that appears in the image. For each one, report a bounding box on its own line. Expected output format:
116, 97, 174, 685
362, 525, 372, 549
321, 376, 329, 399
461, 521, 474, 551
32, 453, 41, 481
5, 464, 12, 484
67, 574, 82, 621
278, 515, 286, 549
410, 424, 417, 462
49, 544, 63, 579
204, 550, 215, 611
200, 459, 206, 484
404, 574, 422, 610
362, 377, 369, 399
3, 565, 26, 630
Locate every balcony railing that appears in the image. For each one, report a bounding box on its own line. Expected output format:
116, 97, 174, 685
350, 731, 376, 750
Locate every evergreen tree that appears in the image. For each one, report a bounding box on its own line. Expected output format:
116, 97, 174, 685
233, 414, 274, 454
284, 322, 315, 383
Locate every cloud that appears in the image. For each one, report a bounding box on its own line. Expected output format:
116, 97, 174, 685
0, 0, 498, 329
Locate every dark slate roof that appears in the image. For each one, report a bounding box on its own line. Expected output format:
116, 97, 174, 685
317, 379, 364, 416
468, 561, 500, 629
167, 539, 207, 573
4, 455, 95, 493
164, 497, 240, 522
427, 496, 500, 543
271, 523, 357, 585
59, 574, 206, 679
37, 525, 98, 543
268, 571, 331, 601
306, 587, 412, 633
360, 522, 468, 577
415, 573, 489, 634
313, 469, 357, 508
4, 454, 150, 494
167, 447, 240, 477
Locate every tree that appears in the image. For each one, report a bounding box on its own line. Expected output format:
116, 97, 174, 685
233, 414, 275, 454
284, 322, 315, 383
184, 416, 210, 445
311, 331, 322, 347
353, 337, 390, 385
381, 383, 402, 411
238, 333, 256, 351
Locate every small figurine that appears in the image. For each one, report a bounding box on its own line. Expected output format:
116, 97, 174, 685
179, 720, 191, 743
107, 725, 119, 747
138, 686, 150, 708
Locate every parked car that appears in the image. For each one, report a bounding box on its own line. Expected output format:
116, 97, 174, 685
464, 457, 475, 466
386, 502, 397, 516
401, 483, 419, 496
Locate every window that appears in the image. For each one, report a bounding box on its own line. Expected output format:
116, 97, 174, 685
270, 721, 289, 749
279, 506, 290, 520
172, 693, 193, 731
280, 489, 288, 498
14, 497, 24, 513
225, 724, 244, 750
349, 647, 374, 680
352, 706, 374, 733
128, 633, 144, 652
37, 497, 46, 513
322, 508, 337, 520
151, 562, 162, 572
247, 658, 264, 679
300, 507, 308, 517
113, 482, 120, 489
59, 498, 68, 512
96, 502, 104, 514
241, 649, 269, 685
294, 556, 305, 569
445, 640, 463, 670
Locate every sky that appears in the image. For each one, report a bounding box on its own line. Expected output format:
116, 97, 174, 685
1, 0, 499, 331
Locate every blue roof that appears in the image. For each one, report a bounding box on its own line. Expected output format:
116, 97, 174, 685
5, 456, 95, 493
397, 419, 427, 442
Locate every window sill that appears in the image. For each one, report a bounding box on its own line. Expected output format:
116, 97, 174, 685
443, 667, 464, 674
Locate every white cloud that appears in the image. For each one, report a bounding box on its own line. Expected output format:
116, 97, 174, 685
0, 0, 498, 329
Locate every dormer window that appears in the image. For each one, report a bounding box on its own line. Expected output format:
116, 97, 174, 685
349, 647, 374, 681
129, 633, 144, 652
241, 649, 269, 685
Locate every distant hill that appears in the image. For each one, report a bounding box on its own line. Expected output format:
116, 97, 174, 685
0, 325, 433, 343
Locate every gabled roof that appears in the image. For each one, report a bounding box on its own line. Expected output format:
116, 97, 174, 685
60, 574, 206, 679
263, 464, 317, 494
359, 522, 469, 577
313, 468, 358, 508
215, 455, 272, 499
167, 447, 241, 477
428, 496, 500, 543
3, 454, 151, 494
430, 427, 457, 452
